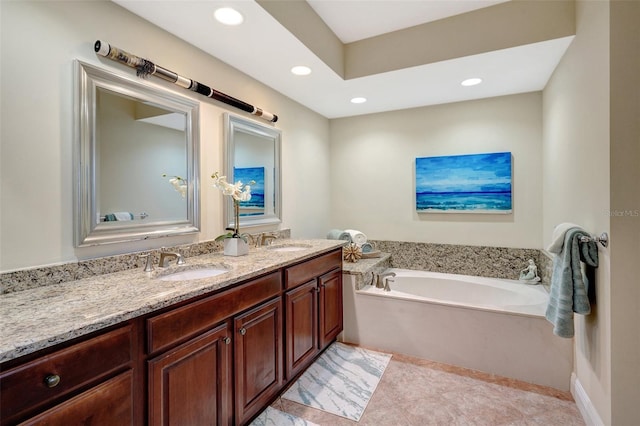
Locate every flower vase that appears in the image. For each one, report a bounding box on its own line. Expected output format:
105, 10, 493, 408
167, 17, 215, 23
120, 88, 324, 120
224, 237, 248, 256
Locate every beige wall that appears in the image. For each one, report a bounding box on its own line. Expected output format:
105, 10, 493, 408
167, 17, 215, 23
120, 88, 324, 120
543, 0, 612, 423
0, 1, 331, 271
609, 1, 640, 424
329, 93, 543, 249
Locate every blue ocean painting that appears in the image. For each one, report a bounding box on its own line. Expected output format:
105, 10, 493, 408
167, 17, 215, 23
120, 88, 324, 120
234, 167, 265, 216
415, 152, 512, 213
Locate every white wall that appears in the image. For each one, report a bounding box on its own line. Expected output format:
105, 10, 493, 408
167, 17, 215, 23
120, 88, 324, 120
329, 93, 543, 249
542, 0, 611, 423
0, 1, 331, 272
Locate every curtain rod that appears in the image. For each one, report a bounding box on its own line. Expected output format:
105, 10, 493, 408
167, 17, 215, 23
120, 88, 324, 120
94, 40, 278, 123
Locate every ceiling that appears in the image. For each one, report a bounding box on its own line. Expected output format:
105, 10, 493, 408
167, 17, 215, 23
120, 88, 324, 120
113, 0, 574, 119
307, 0, 509, 43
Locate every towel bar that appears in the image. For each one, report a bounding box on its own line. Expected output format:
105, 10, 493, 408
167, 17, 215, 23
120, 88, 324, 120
579, 232, 608, 248
100, 212, 149, 222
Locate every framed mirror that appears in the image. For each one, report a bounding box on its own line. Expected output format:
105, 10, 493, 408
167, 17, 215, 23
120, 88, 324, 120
74, 60, 200, 246
224, 113, 281, 229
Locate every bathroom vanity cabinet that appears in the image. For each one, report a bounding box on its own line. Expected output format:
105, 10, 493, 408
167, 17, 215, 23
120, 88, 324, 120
0, 247, 342, 426
0, 324, 138, 425
147, 270, 283, 425
284, 249, 343, 379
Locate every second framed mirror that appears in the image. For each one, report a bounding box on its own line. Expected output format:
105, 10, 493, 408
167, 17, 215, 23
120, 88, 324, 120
224, 113, 281, 229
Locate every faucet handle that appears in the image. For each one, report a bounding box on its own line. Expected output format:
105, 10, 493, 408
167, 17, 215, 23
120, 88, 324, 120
137, 253, 154, 272
261, 233, 278, 246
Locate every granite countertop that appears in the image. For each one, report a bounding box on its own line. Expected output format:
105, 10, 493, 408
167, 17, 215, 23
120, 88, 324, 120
0, 239, 344, 363
342, 253, 391, 275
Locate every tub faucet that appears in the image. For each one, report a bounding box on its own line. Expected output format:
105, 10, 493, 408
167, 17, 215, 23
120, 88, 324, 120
159, 248, 185, 267
376, 272, 396, 291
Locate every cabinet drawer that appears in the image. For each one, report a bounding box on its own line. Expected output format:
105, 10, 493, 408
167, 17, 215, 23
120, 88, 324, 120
147, 271, 281, 355
0, 325, 133, 424
285, 249, 342, 289
18, 370, 134, 426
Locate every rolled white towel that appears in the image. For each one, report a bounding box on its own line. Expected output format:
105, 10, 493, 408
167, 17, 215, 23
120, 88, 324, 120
344, 229, 367, 246
547, 223, 582, 254
113, 212, 134, 221
326, 229, 352, 242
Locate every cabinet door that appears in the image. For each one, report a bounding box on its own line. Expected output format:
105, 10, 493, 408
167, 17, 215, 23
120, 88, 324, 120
234, 298, 283, 425
148, 323, 232, 426
285, 279, 319, 380
319, 268, 343, 349
18, 370, 134, 426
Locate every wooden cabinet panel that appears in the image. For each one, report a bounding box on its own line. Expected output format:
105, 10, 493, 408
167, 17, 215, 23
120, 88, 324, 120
147, 271, 281, 354
285, 250, 342, 289
319, 268, 343, 349
234, 298, 282, 425
3, 247, 343, 426
148, 323, 232, 426
285, 280, 319, 380
18, 370, 134, 426
1, 325, 133, 424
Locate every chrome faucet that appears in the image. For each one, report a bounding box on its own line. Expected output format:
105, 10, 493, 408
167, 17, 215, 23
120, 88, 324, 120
256, 233, 277, 247
159, 248, 185, 267
376, 272, 396, 291
138, 253, 154, 272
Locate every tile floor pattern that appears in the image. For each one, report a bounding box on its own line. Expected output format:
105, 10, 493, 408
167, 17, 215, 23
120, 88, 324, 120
271, 348, 585, 426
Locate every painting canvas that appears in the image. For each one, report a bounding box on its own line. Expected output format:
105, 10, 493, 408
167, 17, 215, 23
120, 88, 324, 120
234, 167, 265, 216
415, 152, 512, 213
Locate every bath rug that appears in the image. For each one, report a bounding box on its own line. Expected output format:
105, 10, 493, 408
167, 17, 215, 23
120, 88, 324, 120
282, 342, 391, 421
249, 406, 318, 426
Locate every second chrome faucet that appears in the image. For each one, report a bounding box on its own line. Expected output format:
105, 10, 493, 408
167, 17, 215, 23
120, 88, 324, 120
159, 248, 185, 267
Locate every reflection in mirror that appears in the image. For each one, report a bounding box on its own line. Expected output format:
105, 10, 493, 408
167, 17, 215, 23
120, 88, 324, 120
75, 60, 200, 246
224, 113, 281, 229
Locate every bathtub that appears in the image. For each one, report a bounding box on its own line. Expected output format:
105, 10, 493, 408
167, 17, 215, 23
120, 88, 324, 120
341, 268, 573, 390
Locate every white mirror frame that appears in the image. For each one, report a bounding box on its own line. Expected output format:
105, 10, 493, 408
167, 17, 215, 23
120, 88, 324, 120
224, 113, 281, 229
74, 60, 200, 246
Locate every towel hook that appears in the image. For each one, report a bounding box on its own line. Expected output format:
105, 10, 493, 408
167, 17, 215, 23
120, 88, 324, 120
579, 232, 608, 248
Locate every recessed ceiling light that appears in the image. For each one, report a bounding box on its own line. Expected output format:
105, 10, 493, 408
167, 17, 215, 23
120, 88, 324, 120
214, 7, 243, 25
291, 66, 312, 76
461, 78, 483, 87
350, 97, 367, 104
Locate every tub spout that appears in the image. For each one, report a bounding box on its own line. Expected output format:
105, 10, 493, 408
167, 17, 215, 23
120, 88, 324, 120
376, 272, 396, 290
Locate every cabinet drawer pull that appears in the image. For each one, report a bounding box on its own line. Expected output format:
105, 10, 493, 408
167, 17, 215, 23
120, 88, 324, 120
239, 328, 246, 336
223, 337, 231, 345
44, 374, 61, 388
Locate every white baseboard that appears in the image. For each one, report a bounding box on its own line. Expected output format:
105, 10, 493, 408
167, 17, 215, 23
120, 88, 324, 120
571, 373, 605, 426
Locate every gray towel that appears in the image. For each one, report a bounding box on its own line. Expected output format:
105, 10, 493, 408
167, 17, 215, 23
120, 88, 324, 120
545, 228, 599, 338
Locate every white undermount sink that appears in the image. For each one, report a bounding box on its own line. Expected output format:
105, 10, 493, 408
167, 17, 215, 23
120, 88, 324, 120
158, 267, 228, 282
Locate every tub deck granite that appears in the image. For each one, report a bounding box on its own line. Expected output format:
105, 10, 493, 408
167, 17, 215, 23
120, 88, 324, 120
0, 239, 344, 363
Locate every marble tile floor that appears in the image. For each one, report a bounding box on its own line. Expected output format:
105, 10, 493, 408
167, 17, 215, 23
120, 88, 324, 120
271, 348, 585, 426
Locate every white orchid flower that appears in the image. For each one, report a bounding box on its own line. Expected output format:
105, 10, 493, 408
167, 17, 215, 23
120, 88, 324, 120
163, 174, 187, 198
212, 172, 252, 202
238, 185, 252, 202
178, 184, 188, 198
